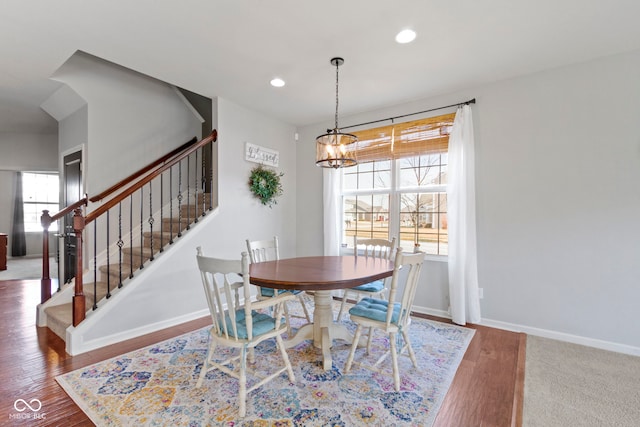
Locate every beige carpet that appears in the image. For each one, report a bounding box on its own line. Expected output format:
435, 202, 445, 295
523, 335, 640, 426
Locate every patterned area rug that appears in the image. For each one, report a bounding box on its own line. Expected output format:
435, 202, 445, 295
56, 310, 474, 426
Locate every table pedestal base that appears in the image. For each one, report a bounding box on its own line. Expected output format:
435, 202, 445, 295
283, 290, 353, 370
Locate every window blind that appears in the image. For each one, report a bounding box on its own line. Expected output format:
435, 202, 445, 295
351, 112, 456, 163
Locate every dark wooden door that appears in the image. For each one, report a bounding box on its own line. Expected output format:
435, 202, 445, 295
63, 151, 82, 283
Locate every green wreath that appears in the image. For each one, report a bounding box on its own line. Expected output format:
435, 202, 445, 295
248, 165, 284, 208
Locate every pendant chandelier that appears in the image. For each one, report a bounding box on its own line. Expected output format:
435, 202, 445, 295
315, 57, 358, 168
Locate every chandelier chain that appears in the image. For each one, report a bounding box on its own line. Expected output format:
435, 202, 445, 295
334, 60, 339, 130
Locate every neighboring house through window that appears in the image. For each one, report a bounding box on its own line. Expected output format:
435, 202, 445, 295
341, 112, 455, 255
22, 172, 59, 232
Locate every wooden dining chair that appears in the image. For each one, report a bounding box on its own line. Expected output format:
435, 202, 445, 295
195, 247, 295, 418
246, 236, 311, 334
336, 236, 396, 321
344, 249, 426, 392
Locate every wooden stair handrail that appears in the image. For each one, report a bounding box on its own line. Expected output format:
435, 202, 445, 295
89, 136, 198, 203
48, 198, 88, 223
85, 129, 217, 225
40, 129, 217, 310
72, 129, 216, 324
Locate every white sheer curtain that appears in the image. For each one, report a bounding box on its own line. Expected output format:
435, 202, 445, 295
323, 168, 342, 256
447, 104, 481, 325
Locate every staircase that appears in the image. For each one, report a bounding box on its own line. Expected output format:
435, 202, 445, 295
37, 131, 217, 351
44, 194, 212, 341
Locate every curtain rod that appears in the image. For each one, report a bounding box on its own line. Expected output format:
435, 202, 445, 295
341, 98, 476, 131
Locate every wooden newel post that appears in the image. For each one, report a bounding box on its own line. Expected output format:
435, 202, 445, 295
72, 208, 86, 326
40, 210, 53, 303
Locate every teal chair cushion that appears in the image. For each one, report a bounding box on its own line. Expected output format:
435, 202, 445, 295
349, 297, 401, 324
351, 279, 384, 293
220, 310, 276, 339
260, 287, 303, 298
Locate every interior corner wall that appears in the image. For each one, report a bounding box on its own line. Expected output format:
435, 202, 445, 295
296, 48, 640, 351
77, 97, 298, 347
58, 104, 88, 156
193, 97, 298, 258
51, 52, 203, 196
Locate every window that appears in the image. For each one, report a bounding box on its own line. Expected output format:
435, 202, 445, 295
22, 172, 59, 232
341, 112, 455, 255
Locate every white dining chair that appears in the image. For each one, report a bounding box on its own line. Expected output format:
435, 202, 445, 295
336, 236, 396, 322
246, 236, 311, 334
195, 247, 295, 418
344, 249, 426, 392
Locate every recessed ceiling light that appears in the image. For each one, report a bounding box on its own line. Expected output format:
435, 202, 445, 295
270, 78, 285, 87
395, 29, 416, 44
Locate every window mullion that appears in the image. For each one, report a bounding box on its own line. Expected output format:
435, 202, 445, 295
389, 159, 400, 244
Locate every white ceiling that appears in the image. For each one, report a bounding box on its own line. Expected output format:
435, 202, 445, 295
2, 0, 640, 134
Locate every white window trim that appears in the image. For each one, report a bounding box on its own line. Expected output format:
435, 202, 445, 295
340, 158, 448, 258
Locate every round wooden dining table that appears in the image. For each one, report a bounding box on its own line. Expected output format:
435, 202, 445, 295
249, 255, 395, 370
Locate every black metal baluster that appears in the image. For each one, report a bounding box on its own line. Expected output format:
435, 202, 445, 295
160, 173, 164, 253
186, 155, 191, 230
129, 194, 134, 279
201, 146, 207, 216
169, 166, 174, 245
194, 149, 199, 223
117, 202, 124, 288
177, 162, 183, 238
209, 144, 214, 212
55, 218, 62, 292
93, 221, 98, 310
139, 186, 144, 270
106, 210, 111, 299
148, 182, 154, 261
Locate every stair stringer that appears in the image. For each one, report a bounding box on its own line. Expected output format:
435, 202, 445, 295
65, 207, 221, 355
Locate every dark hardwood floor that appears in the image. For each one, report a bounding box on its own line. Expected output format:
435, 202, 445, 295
0, 279, 524, 426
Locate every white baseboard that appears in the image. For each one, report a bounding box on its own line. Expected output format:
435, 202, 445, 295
413, 305, 451, 320
66, 309, 210, 355
412, 305, 640, 357
479, 318, 640, 357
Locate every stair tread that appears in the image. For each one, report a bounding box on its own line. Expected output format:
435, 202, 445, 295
45, 303, 72, 321
84, 281, 112, 300
122, 246, 155, 255
144, 230, 178, 235
45, 283, 113, 328
46, 192, 214, 340
161, 217, 191, 223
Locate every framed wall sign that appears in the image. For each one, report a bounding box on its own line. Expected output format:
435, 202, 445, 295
245, 142, 279, 167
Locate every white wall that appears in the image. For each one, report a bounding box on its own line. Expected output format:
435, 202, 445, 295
296, 49, 640, 353
70, 97, 299, 353
0, 132, 58, 172
58, 105, 87, 156
51, 51, 202, 196
198, 97, 298, 257
0, 132, 58, 256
